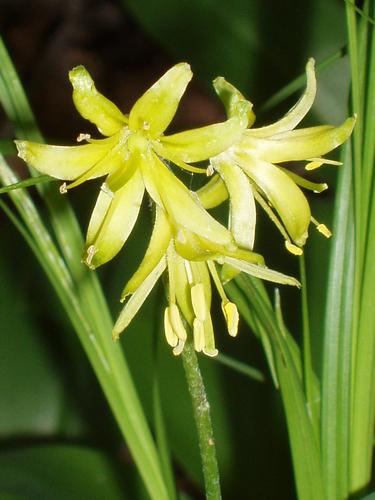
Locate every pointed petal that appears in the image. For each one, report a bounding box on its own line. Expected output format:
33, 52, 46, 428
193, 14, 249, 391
121, 206, 172, 299
243, 117, 356, 163
196, 174, 228, 209
86, 183, 114, 244
159, 111, 248, 162
69, 66, 127, 136
65, 138, 128, 190
15, 140, 112, 180
113, 256, 166, 339
213, 76, 255, 127
145, 153, 236, 250
129, 63, 192, 137
214, 160, 256, 249
250, 58, 316, 137
238, 156, 311, 245
224, 256, 300, 287
84, 169, 144, 268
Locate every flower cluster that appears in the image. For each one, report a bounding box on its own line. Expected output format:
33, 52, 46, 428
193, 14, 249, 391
15, 60, 354, 356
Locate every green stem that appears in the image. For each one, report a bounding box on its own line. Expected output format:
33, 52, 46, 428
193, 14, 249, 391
181, 341, 221, 500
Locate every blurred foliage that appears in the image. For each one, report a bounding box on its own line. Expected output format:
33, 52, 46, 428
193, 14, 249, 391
0, 0, 353, 498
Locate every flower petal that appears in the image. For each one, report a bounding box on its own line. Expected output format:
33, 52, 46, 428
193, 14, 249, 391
238, 155, 311, 245
223, 256, 300, 287
213, 76, 255, 127
15, 140, 112, 180
249, 58, 316, 137
69, 66, 127, 136
244, 117, 356, 163
214, 160, 256, 250
121, 205, 172, 300
144, 153, 236, 251
196, 175, 228, 209
129, 63, 192, 137
84, 168, 144, 268
113, 256, 166, 339
159, 110, 248, 162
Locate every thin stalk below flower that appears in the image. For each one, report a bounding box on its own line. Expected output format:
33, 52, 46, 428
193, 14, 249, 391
181, 340, 221, 500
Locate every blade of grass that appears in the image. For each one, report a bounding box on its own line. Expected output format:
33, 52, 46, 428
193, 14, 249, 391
214, 353, 265, 383
346, 1, 375, 493
321, 143, 354, 500
0, 175, 52, 194
227, 275, 324, 500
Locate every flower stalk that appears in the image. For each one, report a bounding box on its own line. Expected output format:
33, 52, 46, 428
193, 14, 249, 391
181, 339, 222, 500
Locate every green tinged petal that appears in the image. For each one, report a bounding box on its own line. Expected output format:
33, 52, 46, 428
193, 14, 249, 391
15, 140, 112, 180
84, 169, 144, 268
238, 155, 311, 245
121, 206, 172, 299
113, 256, 167, 339
146, 154, 236, 250
213, 76, 255, 127
196, 175, 228, 209
159, 110, 248, 162
249, 58, 316, 137
129, 63, 192, 137
223, 256, 300, 287
214, 160, 256, 250
244, 117, 356, 163
69, 65, 127, 136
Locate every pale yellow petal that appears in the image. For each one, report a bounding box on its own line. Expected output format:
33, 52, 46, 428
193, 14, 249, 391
159, 112, 247, 162
84, 169, 144, 268
113, 256, 166, 339
69, 65, 127, 136
121, 205, 172, 299
238, 156, 311, 245
214, 160, 256, 250
129, 63, 192, 137
15, 140, 112, 180
249, 58, 316, 137
243, 117, 356, 163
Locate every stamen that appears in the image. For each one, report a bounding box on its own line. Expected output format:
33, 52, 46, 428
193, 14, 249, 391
173, 339, 185, 356
311, 216, 332, 238
164, 307, 179, 347
193, 318, 205, 352
169, 303, 187, 341
59, 182, 67, 194
76, 133, 91, 143
222, 302, 239, 337
305, 157, 342, 170
191, 283, 207, 322
84, 245, 98, 269
285, 241, 303, 255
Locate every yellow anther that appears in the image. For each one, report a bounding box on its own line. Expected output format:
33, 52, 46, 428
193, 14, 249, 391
191, 283, 207, 322
222, 301, 239, 337
317, 223, 332, 238
59, 182, 68, 194
193, 318, 205, 352
305, 161, 323, 171
164, 307, 179, 347
285, 241, 303, 255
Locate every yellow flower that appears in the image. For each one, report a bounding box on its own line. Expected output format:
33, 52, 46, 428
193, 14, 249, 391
113, 197, 299, 356
15, 63, 248, 268
209, 59, 355, 255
